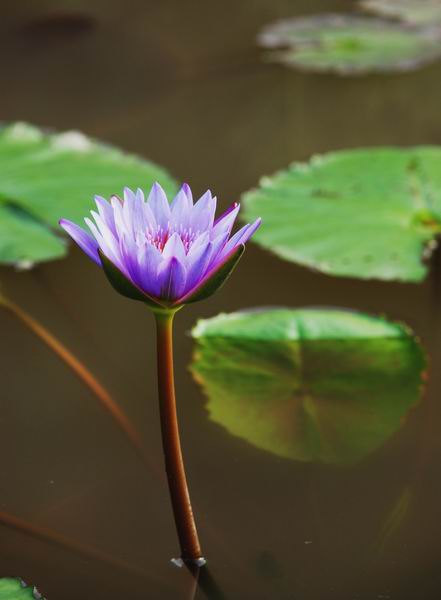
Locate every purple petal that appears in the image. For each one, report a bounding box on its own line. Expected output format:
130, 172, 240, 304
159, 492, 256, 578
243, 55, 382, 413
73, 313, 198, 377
136, 188, 145, 203
158, 256, 187, 301
59, 219, 100, 265
185, 239, 213, 291
137, 244, 162, 297
187, 231, 210, 255
85, 215, 124, 272
162, 232, 186, 262
118, 234, 140, 283
124, 187, 146, 235
120, 238, 162, 297
181, 182, 193, 204
170, 185, 192, 229
221, 218, 261, 257
147, 182, 171, 229
95, 196, 116, 236
122, 188, 136, 225
191, 191, 217, 233
211, 203, 240, 238
110, 195, 127, 239
205, 231, 229, 269
123, 187, 137, 204
142, 202, 157, 232
178, 243, 242, 304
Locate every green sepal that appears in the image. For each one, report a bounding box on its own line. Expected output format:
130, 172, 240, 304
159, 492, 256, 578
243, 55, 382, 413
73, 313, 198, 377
177, 244, 245, 306
99, 250, 166, 309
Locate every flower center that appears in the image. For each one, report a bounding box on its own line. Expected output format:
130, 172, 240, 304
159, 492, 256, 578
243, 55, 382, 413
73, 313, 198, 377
144, 223, 199, 253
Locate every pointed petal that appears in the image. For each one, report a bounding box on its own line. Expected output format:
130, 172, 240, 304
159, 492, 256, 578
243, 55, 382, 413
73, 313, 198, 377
147, 182, 171, 228
221, 218, 261, 257
123, 187, 137, 204
211, 203, 240, 238
136, 188, 145, 203
187, 231, 210, 256
59, 219, 100, 265
170, 185, 192, 229
207, 231, 229, 264
136, 243, 163, 297
191, 191, 217, 233
124, 187, 146, 234
162, 232, 186, 262
119, 234, 141, 283
158, 257, 187, 301
143, 201, 157, 230
110, 195, 127, 239
85, 216, 124, 271
181, 182, 193, 205
185, 239, 214, 292
95, 195, 116, 236
177, 244, 245, 305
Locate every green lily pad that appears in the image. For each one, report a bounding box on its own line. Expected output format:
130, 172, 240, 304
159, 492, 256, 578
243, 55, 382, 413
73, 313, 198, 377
191, 308, 425, 466
0, 122, 176, 267
360, 0, 441, 26
0, 578, 45, 599
242, 146, 441, 282
257, 14, 441, 74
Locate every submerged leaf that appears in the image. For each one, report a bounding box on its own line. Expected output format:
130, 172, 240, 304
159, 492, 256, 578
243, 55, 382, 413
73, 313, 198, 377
0, 122, 176, 267
191, 308, 425, 466
0, 578, 45, 599
258, 14, 441, 74
242, 146, 441, 282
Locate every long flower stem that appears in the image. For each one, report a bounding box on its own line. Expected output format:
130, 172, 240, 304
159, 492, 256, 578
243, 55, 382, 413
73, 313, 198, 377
155, 310, 203, 564
0, 292, 149, 467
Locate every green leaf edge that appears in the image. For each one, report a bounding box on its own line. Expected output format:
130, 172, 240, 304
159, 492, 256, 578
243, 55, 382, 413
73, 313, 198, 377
241, 146, 441, 283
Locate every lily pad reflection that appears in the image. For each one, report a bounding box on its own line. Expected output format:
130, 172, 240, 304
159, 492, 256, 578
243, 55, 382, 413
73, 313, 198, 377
191, 309, 425, 466
257, 14, 441, 74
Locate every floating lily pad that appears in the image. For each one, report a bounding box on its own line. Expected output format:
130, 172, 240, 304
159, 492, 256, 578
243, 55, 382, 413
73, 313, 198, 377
242, 147, 441, 282
360, 0, 441, 26
0, 122, 176, 267
0, 578, 45, 599
257, 14, 441, 74
191, 308, 425, 465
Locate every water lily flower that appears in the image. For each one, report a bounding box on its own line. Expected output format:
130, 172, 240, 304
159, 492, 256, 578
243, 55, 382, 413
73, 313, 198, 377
60, 183, 261, 309
60, 182, 260, 566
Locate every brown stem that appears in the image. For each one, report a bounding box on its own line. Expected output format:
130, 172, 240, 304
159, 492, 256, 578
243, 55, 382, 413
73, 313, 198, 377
0, 293, 150, 468
155, 310, 204, 564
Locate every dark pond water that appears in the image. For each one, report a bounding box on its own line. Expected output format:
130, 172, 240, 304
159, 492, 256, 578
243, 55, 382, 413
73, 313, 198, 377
1, 0, 441, 598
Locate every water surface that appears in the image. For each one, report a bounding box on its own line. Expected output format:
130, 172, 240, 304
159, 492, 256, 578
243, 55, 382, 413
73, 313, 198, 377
1, 0, 441, 598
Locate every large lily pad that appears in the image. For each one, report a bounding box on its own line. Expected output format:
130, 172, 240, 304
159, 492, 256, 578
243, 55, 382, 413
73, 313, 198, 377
257, 14, 441, 74
191, 308, 425, 466
0, 122, 176, 267
242, 147, 441, 282
360, 0, 441, 26
0, 578, 45, 599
